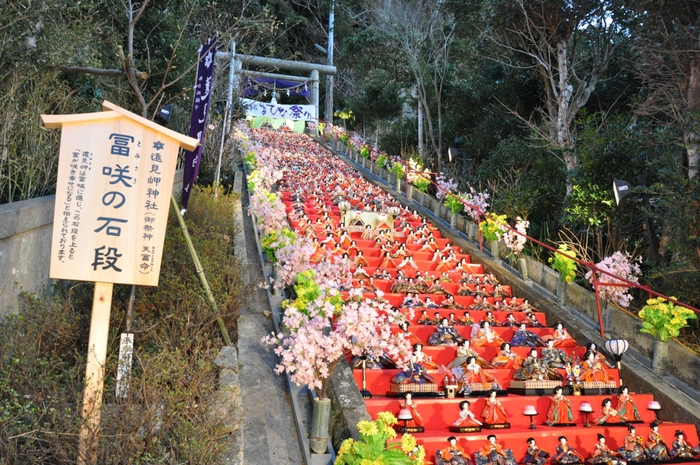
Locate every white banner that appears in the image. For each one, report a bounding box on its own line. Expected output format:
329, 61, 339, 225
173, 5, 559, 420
241, 98, 316, 121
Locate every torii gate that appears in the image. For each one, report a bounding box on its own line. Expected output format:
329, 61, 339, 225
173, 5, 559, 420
216, 41, 337, 127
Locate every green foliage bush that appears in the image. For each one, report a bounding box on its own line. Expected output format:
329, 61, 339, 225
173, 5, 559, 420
0, 186, 245, 464
261, 227, 296, 263
639, 296, 698, 343
390, 161, 405, 178
375, 153, 389, 168
479, 214, 507, 241
549, 244, 578, 283
444, 193, 464, 214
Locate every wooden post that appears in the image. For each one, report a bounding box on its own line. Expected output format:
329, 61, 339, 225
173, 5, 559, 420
78, 282, 114, 465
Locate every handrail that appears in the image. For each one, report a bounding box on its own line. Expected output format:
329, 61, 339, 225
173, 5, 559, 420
327, 128, 700, 339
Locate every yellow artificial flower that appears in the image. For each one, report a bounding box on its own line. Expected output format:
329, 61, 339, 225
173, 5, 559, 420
401, 434, 417, 453
338, 438, 354, 457
414, 445, 426, 460
377, 411, 397, 426
358, 420, 379, 436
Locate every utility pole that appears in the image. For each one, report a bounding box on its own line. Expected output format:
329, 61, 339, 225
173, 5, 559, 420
325, 0, 335, 124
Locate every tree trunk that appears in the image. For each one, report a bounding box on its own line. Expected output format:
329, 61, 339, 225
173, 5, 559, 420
556, 40, 576, 195
686, 59, 700, 179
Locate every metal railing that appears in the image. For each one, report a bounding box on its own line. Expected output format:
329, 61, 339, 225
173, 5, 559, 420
325, 128, 700, 338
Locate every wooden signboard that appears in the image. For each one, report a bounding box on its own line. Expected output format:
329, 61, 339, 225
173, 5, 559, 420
42, 101, 198, 465
42, 101, 198, 286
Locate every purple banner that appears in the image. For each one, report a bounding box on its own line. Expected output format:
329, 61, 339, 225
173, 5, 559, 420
181, 37, 217, 211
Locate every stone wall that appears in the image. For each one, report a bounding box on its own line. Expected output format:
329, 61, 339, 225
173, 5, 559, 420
0, 170, 183, 316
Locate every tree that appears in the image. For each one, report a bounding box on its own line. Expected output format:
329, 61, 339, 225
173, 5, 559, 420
363, 0, 455, 172
348, 69, 403, 133
481, 0, 625, 194
57, 0, 277, 119
632, 0, 700, 180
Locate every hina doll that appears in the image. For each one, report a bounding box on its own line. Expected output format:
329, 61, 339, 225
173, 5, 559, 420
581, 351, 615, 384
360, 224, 374, 240
428, 318, 467, 346
542, 339, 571, 369
510, 323, 546, 348
458, 357, 501, 395
452, 400, 483, 429
501, 313, 519, 328
397, 322, 423, 346
355, 250, 369, 267
645, 421, 670, 461
459, 311, 475, 326
438, 436, 473, 465
544, 323, 578, 347
513, 349, 549, 381
552, 436, 585, 464
545, 386, 575, 426
618, 425, 648, 462
353, 263, 371, 279
390, 354, 437, 386
427, 278, 452, 296
470, 321, 505, 347
587, 433, 626, 465
447, 340, 495, 369
474, 435, 518, 465
457, 281, 473, 297
593, 398, 625, 425
585, 342, 614, 368
401, 292, 421, 308
413, 343, 439, 369
397, 393, 424, 427
616, 386, 641, 422
670, 430, 700, 459
481, 390, 509, 427
524, 438, 551, 465
443, 295, 465, 310
417, 310, 432, 325
483, 311, 501, 327
379, 250, 397, 269
490, 342, 523, 369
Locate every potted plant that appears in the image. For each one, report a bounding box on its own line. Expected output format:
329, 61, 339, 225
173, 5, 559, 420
444, 193, 464, 228
263, 287, 410, 454
390, 161, 405, 191
479, 214, 507, 259
375, 153, 389, 176
335, 413, 426, 464
360, 145, 371, 163
639, 296, 698, 372
243, 151, 257, 172
502, 217, 530, 279
548, 244, 577, 304
261, 227, 296, 294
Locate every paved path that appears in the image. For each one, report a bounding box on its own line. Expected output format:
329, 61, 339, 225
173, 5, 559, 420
237, 184, 304, 465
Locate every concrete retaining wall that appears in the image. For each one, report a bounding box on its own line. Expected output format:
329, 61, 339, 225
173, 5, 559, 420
0, 170, 184, 316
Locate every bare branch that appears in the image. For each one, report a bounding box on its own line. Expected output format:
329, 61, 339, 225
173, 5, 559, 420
57, 66, 127, 78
